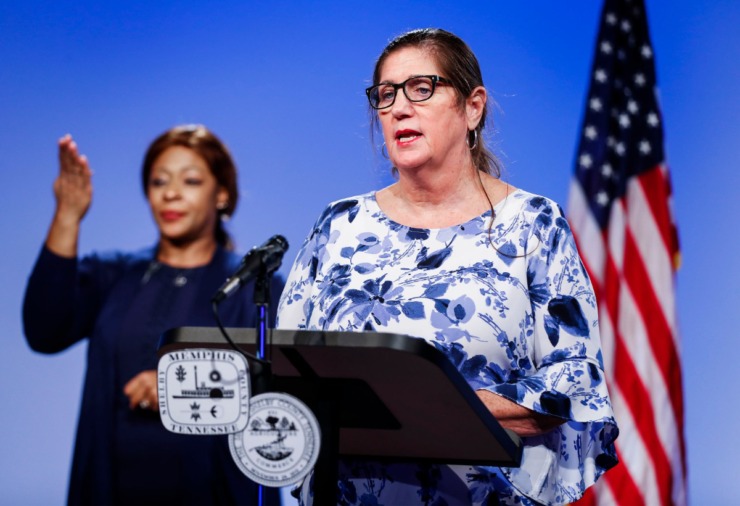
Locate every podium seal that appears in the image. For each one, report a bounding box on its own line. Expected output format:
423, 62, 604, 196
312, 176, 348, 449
157, 348, 250, 435
229, 392, 321, 487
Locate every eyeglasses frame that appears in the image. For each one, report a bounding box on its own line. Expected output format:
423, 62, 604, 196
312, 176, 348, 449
365, 75, 452, 110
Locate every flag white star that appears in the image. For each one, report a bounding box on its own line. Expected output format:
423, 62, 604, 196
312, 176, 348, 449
601, 163, 613, 177
619, 113, 631, 128
607, 136, 616, 147
641, 45, 653, 58
647, 112, 660, 127
615, 142, 626, 156
600, 41, 613, 54
596, 191, 610, 206
585, 125, 598, 140
595, 69, 608, 83
621, 20, 632, 32
606, 13, 617, 25
627, 100, 639, 114
590, 97, 603, 111
579, 153, 593, 169
639, 140, 651, 154
634, 73, 646, 86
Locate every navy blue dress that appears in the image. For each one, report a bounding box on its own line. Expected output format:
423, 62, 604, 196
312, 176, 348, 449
23, 245, 284, 505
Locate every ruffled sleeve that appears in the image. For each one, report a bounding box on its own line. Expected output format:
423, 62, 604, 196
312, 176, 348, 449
483, 199, 619, 505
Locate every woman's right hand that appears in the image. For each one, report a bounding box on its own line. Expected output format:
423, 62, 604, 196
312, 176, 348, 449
55, 134, 92, 222
45, 135, 93, 257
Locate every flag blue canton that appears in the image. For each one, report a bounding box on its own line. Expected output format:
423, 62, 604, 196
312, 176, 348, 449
575, 0, 665, 230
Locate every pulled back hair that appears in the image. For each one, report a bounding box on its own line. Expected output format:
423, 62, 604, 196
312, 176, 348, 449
141, 124, 238, 249
371, 28, 502, 177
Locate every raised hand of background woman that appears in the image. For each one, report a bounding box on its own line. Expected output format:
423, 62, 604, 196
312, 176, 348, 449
46, 134, 93, 257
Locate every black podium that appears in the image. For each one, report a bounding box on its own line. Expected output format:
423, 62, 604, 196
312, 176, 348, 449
158, 327, 522, 504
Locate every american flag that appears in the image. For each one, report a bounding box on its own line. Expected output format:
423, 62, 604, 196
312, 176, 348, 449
567, 0, 686, 504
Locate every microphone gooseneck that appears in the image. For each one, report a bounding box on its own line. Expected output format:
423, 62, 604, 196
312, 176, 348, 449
211, 234, 289, 304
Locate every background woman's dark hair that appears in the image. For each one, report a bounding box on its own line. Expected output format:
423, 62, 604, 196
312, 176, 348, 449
141, 124, 239, 249
370, 28, 502, 178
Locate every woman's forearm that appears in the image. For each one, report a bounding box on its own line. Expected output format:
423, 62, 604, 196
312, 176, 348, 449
476, 389, 564, 437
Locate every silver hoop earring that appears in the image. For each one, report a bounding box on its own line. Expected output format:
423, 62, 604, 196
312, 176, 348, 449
467, 129, 479, 151
381, 143, 389, 159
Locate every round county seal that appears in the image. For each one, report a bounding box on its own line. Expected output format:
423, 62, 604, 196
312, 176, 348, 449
229, 391, 321, 488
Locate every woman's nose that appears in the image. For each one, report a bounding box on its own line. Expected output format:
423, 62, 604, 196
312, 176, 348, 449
390, 91, 414, 118
163, 184, 181, 200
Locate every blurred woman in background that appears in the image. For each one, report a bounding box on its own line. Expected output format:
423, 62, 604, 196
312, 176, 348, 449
23, 125, 282, 505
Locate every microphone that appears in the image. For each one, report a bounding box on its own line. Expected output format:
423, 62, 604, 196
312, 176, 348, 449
212, 234, 289, 303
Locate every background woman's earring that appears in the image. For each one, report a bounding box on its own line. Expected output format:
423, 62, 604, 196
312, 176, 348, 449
217, 202, 230, 221
381, 143, 389, 159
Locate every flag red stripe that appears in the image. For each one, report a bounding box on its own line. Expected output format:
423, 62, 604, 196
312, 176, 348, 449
637, 166, 678, 259
573, 221, 675, 505
611, 322, 673, 505
602, 446, 647, 506
623, 231, 688, 499
622, 230, 685, 435
574, 220, 681, 505
602, 227, 674, 504
625, 171, 686, 504
575, 486, 596, 506
606, 381, 662, 505
573, 201, 686, 505
626, 173, 678, 342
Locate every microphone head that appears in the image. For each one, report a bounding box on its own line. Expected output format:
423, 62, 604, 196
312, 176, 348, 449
268, 234, 289, 253
261, 234, 289, 274
213, 233, 289, 304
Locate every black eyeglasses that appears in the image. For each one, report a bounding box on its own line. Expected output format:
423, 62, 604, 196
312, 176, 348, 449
365, 75, 452, 110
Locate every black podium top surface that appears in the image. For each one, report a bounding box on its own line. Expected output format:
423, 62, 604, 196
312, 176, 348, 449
159, 327, 521, 467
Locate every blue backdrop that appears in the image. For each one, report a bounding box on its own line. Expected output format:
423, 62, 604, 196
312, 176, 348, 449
1, 1, 738, 503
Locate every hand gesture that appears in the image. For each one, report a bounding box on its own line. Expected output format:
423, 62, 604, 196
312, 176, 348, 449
54, 134, 92, 224
45, 134, 93, 257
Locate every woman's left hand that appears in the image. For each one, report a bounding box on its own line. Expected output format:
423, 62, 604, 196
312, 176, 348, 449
124, 370, 159, 411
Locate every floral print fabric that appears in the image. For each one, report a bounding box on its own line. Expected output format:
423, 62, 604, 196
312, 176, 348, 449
277, 189, 618, 505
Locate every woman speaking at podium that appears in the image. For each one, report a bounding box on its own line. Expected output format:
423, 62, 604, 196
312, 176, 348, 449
277, 29, 619, 505
23, 125, 282, 505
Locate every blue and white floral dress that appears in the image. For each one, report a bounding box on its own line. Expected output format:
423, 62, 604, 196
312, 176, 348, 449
277, 189, 618, 505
